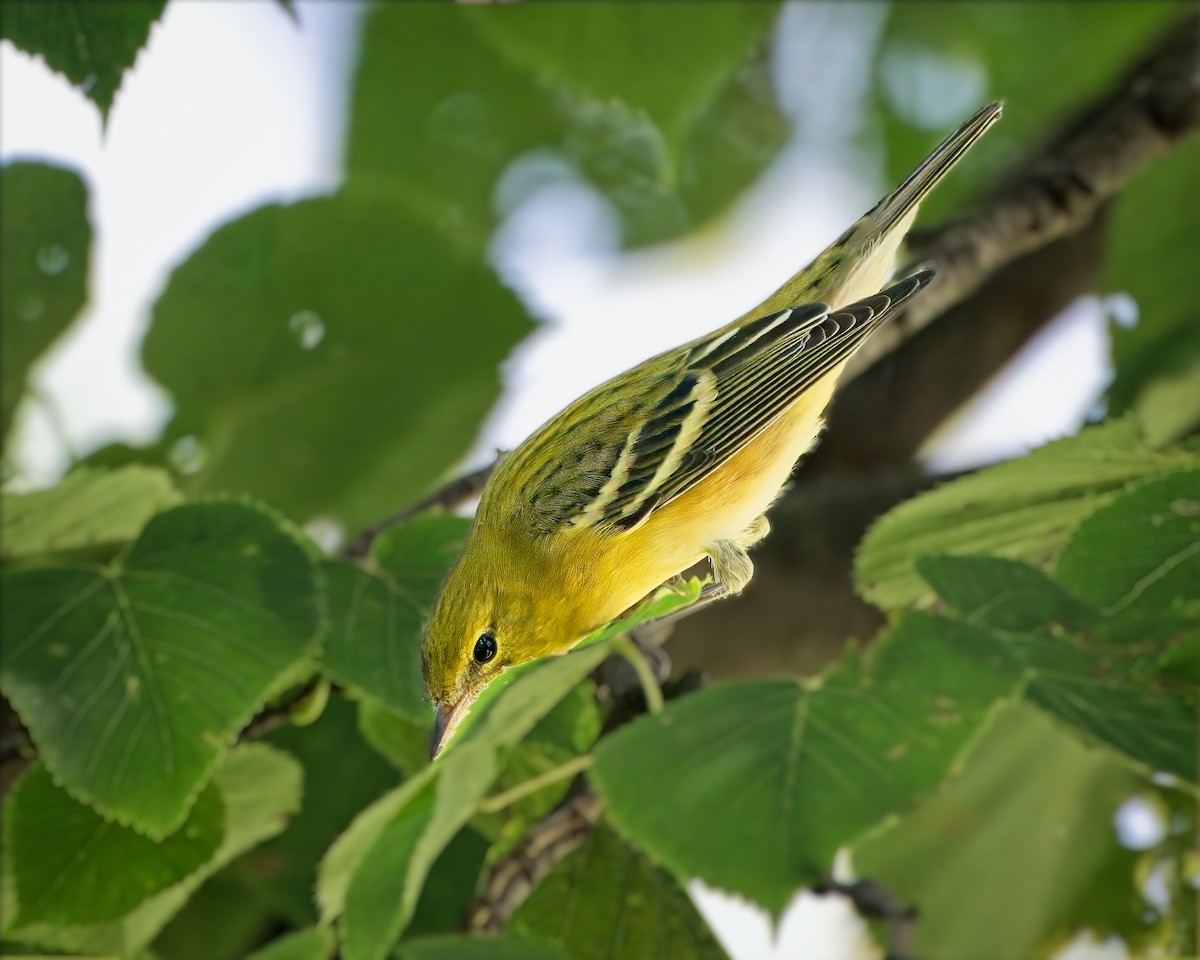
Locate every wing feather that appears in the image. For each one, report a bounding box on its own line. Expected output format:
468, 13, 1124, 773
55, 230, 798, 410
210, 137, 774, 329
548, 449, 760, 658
509, 272, 933, 533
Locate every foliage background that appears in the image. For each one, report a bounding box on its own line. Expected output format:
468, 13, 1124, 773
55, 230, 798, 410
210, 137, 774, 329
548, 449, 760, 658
1, 2, 1197, 959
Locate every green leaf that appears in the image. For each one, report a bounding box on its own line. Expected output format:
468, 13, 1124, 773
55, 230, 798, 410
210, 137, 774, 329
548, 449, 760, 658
149, 869, 277, 960
141, 193, 531, 529
511, 826, 728, 960
1, 162, 91, 438
467, 3, 779, 154
347, 2, 565, 253
394, 934, 570, 960
0, 1, 164, 118
246, 926, 336, 960
916, 555, 1098, 634
918, 555, 1197, 785
232, 696, 399, 927
2, 466, 181, 561
6, 763, 222, 928
590, 611, 1014, 915
1, 743, 302, 956
856, 418, 1196, 609
857, 704, 1155, 959
1055, 468, 1200, 620
322, 515, 471, 720
372, 514, 473, 599
359, 698, 431, 777
319, 583, 698, 960
1108, 138, 1200, 436
0, 502, 321, 837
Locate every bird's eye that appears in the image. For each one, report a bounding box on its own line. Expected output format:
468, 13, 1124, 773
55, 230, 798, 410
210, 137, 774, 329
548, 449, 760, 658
473, 632, 497, 664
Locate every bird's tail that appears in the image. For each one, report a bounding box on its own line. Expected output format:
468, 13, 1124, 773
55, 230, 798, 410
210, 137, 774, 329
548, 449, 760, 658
868, 101, 1003, 233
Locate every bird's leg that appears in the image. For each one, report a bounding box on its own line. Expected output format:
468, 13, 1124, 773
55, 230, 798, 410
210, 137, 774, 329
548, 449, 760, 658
702, 514, 770, 601
739, 514, 771, 550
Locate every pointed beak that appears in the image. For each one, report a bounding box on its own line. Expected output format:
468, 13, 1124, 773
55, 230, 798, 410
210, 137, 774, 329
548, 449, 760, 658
430, 698, 469, 759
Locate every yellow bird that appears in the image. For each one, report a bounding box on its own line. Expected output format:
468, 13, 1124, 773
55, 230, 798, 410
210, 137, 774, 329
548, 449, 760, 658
424, 102, 1002, 755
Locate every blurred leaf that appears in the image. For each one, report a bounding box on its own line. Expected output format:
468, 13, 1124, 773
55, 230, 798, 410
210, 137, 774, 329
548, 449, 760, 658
372, 514, 473, 598
319, 584, 698, 960
360, 698, 431, 777
857, 704, 1153, 960
0, 502, 321, 837
2, 744, 302, 956
1056, 468, 1200, 621
511, 826, 728, 960
321, 515, 471, 719
150, 870, 277, 960
142, 193, 531, 529
1, 466, 180, 561
590, 611, 1014, 916
347, 3, 564, 253
0, 1, 164, 118
394, 934, 569, 960
1, 162, 91, 438
246, 926, 336, 960
920, 555, 1197, 785
874, 1, 1182, 221
467, 3, 779, 155
404, 827, 490, 939
856, 418, 1196, 609
320, 564, 427, 721
232, 697, 399, 927
6, 763, 222, 928
1107, 135, 1200, 435
347, 3, 787, 251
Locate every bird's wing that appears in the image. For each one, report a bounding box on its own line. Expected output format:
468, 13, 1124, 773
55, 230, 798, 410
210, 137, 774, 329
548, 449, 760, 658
514, 271, 932, 533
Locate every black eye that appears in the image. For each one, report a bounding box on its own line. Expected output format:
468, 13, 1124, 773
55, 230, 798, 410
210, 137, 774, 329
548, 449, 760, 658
473, 632, 497, 664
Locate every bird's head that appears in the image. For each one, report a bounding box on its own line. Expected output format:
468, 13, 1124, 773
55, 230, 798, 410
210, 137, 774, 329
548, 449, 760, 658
421, 529, 592, 757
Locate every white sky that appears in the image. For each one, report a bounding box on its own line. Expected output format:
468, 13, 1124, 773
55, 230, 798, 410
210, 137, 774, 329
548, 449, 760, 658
0, 1, 1118, 955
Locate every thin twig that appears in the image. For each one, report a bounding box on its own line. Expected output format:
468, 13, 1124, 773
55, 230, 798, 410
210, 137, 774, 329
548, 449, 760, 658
476, 754, 594, 815
612, 636, 664, 713
467, 788, 605, 933
342, 459, 500, 558
812, 874, 920, 960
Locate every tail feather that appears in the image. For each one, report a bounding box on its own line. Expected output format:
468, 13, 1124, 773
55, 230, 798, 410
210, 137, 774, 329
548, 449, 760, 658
870, 102, 1003, 233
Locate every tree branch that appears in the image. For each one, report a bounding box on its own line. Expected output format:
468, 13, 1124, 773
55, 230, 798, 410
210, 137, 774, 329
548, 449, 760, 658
847, 9, 1200, 380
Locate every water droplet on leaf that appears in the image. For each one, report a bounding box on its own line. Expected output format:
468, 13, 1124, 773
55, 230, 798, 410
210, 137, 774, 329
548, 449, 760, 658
36, 243, 70, 275
168, 435, 207, 475
289, 310, 325, 349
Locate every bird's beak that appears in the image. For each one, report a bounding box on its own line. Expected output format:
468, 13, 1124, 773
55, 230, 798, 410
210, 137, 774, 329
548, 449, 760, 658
430, 698, 471, 759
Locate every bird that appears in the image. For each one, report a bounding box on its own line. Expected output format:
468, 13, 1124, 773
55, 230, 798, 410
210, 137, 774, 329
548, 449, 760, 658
423, 101, 1003, 756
